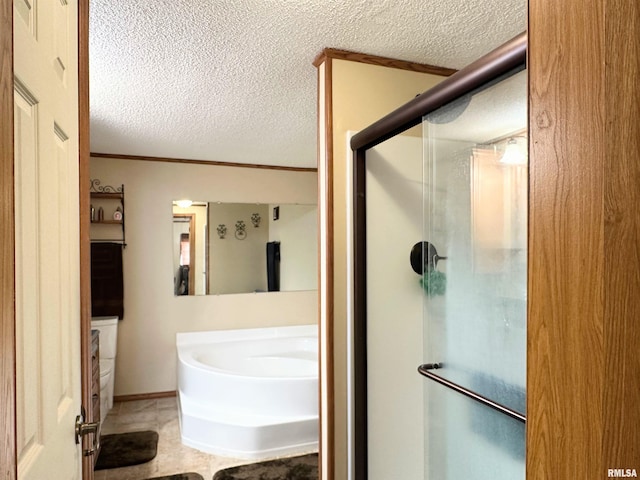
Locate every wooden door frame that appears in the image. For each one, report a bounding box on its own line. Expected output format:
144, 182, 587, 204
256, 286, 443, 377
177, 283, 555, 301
78, 0, 93, 478
173, 213, 197, 295
527, 0, 640, 476
0, 1, 92, 478
1, 0, 17, 478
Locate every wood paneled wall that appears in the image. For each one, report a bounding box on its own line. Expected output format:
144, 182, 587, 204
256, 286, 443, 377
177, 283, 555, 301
528, 1, 640, 477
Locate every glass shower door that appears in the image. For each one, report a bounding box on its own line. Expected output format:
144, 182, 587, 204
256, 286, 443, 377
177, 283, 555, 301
419, 67, 528, 479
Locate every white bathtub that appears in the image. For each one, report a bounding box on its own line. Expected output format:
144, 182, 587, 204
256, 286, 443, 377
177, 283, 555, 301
176, 325, 318, 459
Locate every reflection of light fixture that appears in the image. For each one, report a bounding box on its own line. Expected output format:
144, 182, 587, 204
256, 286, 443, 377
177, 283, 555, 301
500, 138, 527, 165
176, 199, 193, 208
251, 213, 261, 228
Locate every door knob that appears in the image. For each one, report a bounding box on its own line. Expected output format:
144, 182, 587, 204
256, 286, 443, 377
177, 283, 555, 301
75, 406, 101, 456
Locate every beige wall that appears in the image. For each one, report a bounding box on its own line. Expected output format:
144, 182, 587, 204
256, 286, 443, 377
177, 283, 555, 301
90, 156, 318, 396
208, 203, 270, 294
365, 135, 425, 479
322, 59, 448, 479
268, 204, 318, 291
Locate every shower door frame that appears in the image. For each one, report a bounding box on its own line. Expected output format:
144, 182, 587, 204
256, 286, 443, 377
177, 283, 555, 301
349, 32, 527, 480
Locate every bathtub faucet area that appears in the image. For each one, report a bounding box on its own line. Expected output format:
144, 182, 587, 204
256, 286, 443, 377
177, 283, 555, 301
176, 324, 318, 459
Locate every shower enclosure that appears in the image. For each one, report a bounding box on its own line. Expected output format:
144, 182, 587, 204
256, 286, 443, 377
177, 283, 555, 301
350, 33, 527, 479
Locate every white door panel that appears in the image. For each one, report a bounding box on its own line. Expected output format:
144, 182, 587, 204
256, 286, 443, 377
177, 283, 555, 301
14, 1, 82, 479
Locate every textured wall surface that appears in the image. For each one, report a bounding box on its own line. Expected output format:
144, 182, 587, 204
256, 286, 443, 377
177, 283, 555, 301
90, 0, 526, 168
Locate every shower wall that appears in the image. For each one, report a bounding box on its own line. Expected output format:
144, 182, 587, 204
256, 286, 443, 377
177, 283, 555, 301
318, 57, 449, 478
365, 134, 424, 479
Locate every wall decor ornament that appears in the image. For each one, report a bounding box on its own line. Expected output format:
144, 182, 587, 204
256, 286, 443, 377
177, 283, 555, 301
235, 220, 247, 240
251, 212, 261, 228
216, 224, 227, 239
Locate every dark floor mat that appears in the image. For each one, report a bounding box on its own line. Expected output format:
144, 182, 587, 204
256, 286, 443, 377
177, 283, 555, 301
213, 453, 318, 480
143, 473, 203, 480
94, 430, 159, 470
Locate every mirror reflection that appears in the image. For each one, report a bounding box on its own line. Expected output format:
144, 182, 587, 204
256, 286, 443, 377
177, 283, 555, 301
172, 202, 317, 295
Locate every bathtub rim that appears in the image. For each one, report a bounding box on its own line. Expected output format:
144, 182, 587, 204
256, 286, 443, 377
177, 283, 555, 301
177, 324, 319, 381
177, 323, 318, 347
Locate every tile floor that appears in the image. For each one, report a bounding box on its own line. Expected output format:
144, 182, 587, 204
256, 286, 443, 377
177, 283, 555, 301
93, 397, 249, 480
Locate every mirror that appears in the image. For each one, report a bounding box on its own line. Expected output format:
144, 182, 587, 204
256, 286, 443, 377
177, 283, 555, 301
172, 202, 317, 295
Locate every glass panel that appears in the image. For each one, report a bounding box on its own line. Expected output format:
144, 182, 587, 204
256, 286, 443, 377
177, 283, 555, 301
422, 68, 527, 480
365, 131, 425, 479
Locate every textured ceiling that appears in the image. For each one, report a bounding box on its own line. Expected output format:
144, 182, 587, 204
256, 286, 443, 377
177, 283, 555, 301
89, 0, 526, 168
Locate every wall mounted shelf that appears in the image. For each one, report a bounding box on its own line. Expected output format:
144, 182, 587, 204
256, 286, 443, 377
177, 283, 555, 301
90, 180, 126, 247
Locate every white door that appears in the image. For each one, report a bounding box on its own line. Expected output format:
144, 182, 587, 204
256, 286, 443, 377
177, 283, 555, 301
13, 1, 83, 479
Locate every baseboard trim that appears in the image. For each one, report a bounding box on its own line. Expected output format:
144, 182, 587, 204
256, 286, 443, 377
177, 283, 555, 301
114, 390, 177, 402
